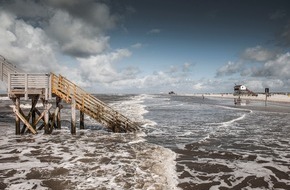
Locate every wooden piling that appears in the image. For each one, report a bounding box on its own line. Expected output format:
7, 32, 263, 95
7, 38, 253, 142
71, 98, 76, 135
80, 110, 84, 129
15, 97, 20, 135
44, 101, 49, 134
31, 96, 37, 129
56, 96, 61, 129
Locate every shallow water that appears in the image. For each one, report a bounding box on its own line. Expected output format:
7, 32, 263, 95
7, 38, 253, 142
140, 94, 290, 189
0, 94, 290, 189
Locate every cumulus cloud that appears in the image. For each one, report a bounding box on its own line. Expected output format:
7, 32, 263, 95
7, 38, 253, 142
241, 46, 276, 62
250, 52, 290, 78
0, 0, 132, 91
0, 11, 60, 72
244, 79, 285, 92
47, 0, 118, 30
77, 49, 134, 84
182, 62, 194, 72
131, 43, 143, 49
216, 46, 288, 78
191, 78, 232, 93
1, 0, 119, 58
1, 1, 187, 93
105, 63, 196, 93
46, 10, 110, 57
216, 51, 290, 92
216, 61, 242, 77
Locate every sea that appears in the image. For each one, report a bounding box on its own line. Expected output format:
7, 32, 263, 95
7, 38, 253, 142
0, 94, 290, 190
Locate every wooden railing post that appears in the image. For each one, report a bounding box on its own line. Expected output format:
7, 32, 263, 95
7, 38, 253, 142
24, 73, 28, 100
7, 73, 11, 97
48, 73, 52, 99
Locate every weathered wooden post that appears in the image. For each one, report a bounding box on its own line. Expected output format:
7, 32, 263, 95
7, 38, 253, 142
15, 97, 20, 135
44, 101, 50, 134
80, 110, 84, 129
265, 88, 269, 106
71, 98, 76, 135
31, 95, 39, 130
56, 96, 62, 129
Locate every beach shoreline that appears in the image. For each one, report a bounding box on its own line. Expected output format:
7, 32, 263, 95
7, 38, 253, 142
201, 93, 290, 104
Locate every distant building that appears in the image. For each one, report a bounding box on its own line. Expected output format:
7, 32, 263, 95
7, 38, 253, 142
234, 84, 257, 96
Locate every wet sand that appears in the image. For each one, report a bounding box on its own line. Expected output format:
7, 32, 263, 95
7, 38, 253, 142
204, 93, 290, 103
175, 144, 290, 190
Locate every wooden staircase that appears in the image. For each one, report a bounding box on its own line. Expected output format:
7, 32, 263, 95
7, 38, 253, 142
1, 55, 139, 134
50, 73, 139, 132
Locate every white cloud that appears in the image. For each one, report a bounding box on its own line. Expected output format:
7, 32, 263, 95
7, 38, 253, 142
182, 62, 193, 72
2, 0, 119, 58
244, 79, 284, 92
192, 82, 204, 90
216, 61, 242, 77
253, 52, 290, 78
0, 1, 129, 92
77, 49, 133, 84
131, 43, 143, 49
216, 51, 290, 92
191, 78, 233, 93
0, 11, 60, 73
242, 46, 276, 62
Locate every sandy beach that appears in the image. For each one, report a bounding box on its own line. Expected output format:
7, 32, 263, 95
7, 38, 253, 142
203, 93, 290, 104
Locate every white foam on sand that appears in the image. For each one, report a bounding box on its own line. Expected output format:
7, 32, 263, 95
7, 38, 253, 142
0, 96, 10, 101
0, 94, 180, 190
9, 103, 43, 109
109, 94, 158, 130
0, 128, 180, 189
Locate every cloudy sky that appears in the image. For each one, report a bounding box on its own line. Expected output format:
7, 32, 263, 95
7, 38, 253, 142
1, 0, 290, 94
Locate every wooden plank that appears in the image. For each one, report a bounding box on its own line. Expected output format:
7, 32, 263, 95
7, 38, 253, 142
12, 106, 37, 134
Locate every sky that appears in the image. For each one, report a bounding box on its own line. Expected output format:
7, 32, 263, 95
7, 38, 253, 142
1, 0, 290, 94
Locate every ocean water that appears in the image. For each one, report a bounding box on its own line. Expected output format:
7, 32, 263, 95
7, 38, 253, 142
0, 94, 290, 189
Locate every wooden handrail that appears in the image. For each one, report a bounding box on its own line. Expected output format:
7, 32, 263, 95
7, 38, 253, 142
0, 55, 23, 82
51, 73, 139, 132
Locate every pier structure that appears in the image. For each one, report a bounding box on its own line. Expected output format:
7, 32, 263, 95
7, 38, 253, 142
0, 55, 139, 135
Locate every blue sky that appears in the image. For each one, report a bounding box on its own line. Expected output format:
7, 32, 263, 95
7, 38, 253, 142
1, 0, 290, 94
